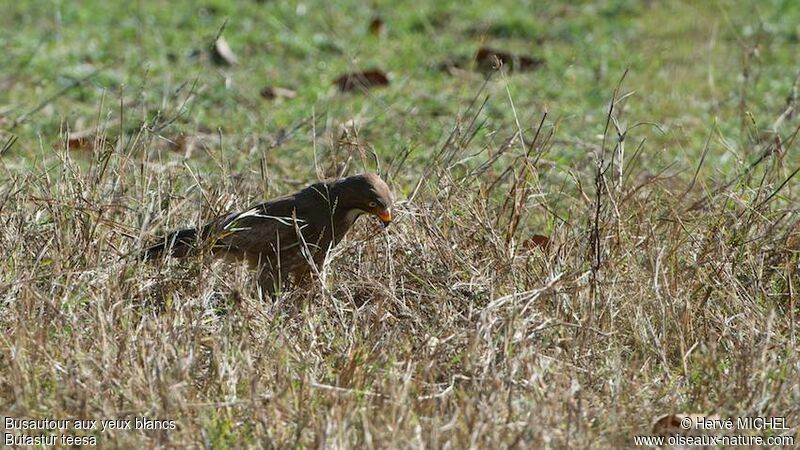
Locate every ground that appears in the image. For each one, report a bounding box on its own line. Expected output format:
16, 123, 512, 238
1, 0, 798, 448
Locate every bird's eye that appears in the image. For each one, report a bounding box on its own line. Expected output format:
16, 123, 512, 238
368, 201, 377, 208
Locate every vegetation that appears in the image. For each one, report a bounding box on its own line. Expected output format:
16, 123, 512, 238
1, 0, 798, 447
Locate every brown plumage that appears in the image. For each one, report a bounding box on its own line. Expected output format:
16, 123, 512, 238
143, 173, 394, 297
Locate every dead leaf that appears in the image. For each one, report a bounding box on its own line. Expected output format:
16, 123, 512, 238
260, 86, 297, 100
63, 129, 102, 152
475, 47, 543, 74
651, 414, 684, 437
334, 69, 389, 93
170, 134, 185, 151
652, 413, 722, 437
523, 234, 551, 252
368, 16, 384, 35
169, 134, 196, 158
211, 37, 238, 66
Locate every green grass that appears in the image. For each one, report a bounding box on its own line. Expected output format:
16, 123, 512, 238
4, 0, 799, 171
1, 0, 799, 448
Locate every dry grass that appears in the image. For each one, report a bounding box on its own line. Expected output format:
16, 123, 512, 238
1, 73, 798, 449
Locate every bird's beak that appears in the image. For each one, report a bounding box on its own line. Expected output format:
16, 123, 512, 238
376, 208, 393, 227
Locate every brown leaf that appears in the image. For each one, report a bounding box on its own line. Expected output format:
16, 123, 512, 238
211, 37, 238, 66
652, 413, 722, 437
651, 414, 684, 437
63, 130, 101, 151
475, 47, 543, 74
169, 134, 196, 158
334, 69, 389, 93
368, 16, 384, 35
170, 134, 186, 152
260, 86, 297, 100
523, 234, 551, 252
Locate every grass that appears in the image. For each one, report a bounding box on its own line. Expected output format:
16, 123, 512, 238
1, 0, 799, 447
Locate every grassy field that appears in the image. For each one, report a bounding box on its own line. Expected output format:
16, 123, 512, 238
1, 0, 799, 447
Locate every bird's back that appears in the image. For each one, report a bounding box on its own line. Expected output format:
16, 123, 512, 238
213, 182, 337, 273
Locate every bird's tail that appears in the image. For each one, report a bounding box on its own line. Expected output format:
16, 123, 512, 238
142, 227, 200, 260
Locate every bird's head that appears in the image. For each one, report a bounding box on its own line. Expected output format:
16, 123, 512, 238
332, 173, 394, 226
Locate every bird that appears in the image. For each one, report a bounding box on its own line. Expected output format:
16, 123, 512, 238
143, 173, 394, 297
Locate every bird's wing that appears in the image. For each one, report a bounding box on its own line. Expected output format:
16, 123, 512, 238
211, 196, 322, 258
